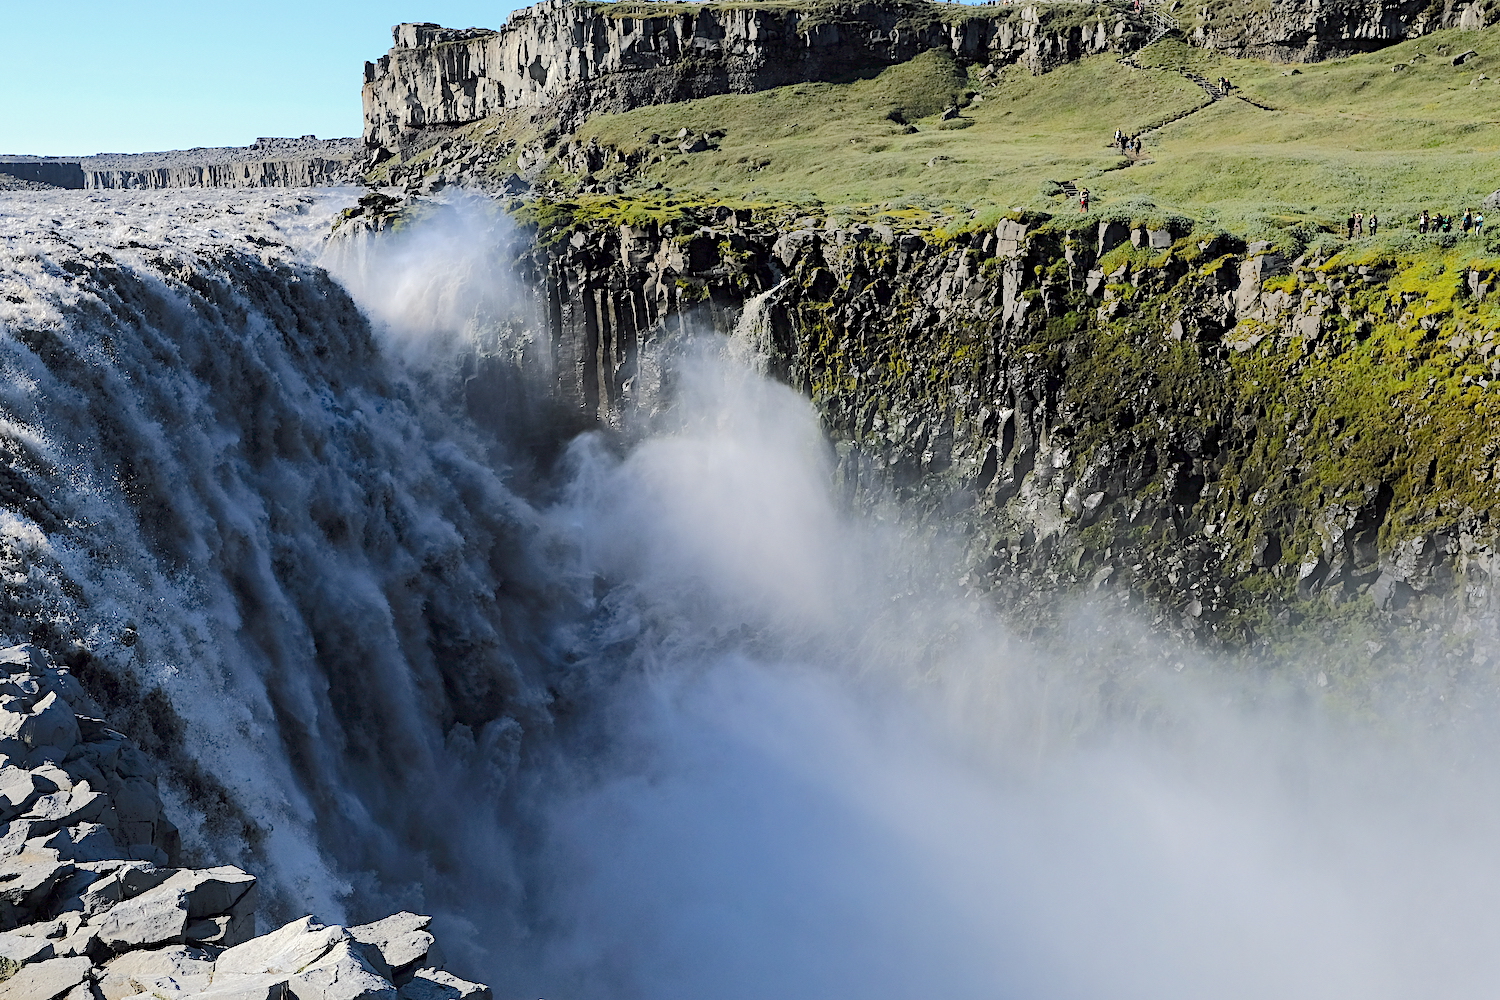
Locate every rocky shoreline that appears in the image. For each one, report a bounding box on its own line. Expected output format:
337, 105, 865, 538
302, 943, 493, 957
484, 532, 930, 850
0, 649, 490, 999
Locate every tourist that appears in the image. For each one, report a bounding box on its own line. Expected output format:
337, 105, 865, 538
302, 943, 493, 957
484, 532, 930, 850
1369, 212, 1379, 236
1079, 187, 1090, 212
1347, 212, 1355, 239
1477, 211, 1486, 236
1355, 211, 1364, 236
1463, 210, 1473, 234
1419, 210, 1430, 233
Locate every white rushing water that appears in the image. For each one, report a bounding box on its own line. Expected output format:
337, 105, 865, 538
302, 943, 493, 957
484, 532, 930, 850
5, 189, 1500, 999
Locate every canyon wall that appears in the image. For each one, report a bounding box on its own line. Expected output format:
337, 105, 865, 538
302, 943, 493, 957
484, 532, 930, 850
361, 0, 1150, 152
84, 157, 352, 190
342, 194, 1500, 677
1189, 0, 1490, 60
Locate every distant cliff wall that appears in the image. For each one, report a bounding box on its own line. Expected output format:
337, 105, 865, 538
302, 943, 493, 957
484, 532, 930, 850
85, 157, 352, 190
0, 161, 85, 189
1190, 0, 1490, 61
361, 0, 1149, 152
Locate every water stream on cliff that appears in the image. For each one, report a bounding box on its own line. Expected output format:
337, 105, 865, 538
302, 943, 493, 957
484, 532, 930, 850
5, 190, 1500, 999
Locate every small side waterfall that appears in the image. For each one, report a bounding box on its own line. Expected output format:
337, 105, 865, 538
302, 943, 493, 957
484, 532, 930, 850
728, 278, 790, 374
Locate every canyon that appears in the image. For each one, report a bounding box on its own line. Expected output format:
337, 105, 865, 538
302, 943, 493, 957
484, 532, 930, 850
5, 1, 1500, 997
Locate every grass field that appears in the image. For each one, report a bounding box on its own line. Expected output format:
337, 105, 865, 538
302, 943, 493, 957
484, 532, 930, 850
549, 25, 1500, 237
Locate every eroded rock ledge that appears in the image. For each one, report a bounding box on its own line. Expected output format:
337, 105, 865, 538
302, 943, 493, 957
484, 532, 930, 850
0, 643, 489, 1000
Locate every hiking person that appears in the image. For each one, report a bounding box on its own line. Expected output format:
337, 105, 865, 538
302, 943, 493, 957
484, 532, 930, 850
1419, 210, 1430, 233
1079, 187, 1090, 212
1369, 212, 1379, 236
1463, 209, 1474, 234
1442, 215, 1453, 233
1355, 211, 1364, 236
1347, 212, 1356, 239
1477, 211, 1486, 236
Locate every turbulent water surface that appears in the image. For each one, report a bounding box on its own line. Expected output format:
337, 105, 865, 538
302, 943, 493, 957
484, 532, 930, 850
4, 189, 1500, 1000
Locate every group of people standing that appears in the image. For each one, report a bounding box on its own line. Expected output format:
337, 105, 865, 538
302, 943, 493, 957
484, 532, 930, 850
1112, 129, 1144, 157
1416, 209, 1486, 236
1346, 211, 1379, 238
1345, 209, 1489, 238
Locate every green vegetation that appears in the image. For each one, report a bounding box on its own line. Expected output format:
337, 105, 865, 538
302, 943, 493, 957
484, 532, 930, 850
543, 25, 1500, 236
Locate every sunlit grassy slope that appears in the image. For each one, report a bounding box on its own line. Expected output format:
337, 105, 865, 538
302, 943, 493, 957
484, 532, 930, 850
559, 26, 1500, 231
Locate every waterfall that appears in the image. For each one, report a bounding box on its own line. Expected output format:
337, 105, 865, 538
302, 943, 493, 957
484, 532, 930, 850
728, 278, 790, 374
5, 189, 1500, 999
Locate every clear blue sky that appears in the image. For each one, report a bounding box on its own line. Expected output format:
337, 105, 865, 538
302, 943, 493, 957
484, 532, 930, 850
2, 1, 524, 156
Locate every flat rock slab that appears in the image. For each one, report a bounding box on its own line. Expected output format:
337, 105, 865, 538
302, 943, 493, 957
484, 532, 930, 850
216, 916, 345, 977
398, 969, 492, 1000
188, 973, 292, 999
0, 955, 91, 1000
97, 883, 188, 951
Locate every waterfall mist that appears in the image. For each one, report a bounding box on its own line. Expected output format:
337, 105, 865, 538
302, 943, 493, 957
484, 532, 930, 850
5, 189, 1500, 999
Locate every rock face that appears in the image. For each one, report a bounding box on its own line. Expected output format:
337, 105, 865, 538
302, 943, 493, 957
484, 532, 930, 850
447, 196, 1500, 674
0, 642, 491, 999
361, 0, 1149, 152
1190, 0, 1487, 60
0, 139, 360, 191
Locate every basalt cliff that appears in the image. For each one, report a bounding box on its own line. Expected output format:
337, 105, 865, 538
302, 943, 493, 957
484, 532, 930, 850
361, 0, 1154, 156
348, 0, 1500, 684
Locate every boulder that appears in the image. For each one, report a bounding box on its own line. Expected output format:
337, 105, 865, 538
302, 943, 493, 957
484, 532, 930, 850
98, 944, 215, 999
96, 882, 190, 951
0, 768, 41, 819
215, 916, 346, 977
0, 928, 53, 964
0, 852, 74, 910
0, 955, 91, 1000
188, 974, 292, 1000
289, 938, 397, 1000
16, 694, 80, 753
33, 823, 119, 863
350, 913, 436, 983
155, 866, 255, 921
398, 969, 492, 1000
24, 784, 109, 830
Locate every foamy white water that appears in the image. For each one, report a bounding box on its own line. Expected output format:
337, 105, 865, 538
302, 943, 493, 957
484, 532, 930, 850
3, 189, 1500, 998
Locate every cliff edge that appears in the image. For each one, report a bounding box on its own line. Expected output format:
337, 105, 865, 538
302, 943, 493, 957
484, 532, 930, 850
361, 0, 1151, 156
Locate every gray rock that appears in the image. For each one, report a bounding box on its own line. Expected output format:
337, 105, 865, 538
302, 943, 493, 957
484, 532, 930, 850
99, 944, 214, 999
288, 938, 396, 1000
0, 928, 54, 964
76, 873, 122, 917
397, 969, 492, 1000
96, 882, 189, 951
32, 823, 119, 863
24, 783, 108, 829
0, 820, 44, 859
0, 852, 74, 909
1096, 220, 1129, 256
17, 694, 80, 753
215, 916, 345, 977
0, 955, 91, 1000
156, 866, 256, 920
189, 973, 292, 999
1147, 228, 1173, 249
349, 913, 435, 982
